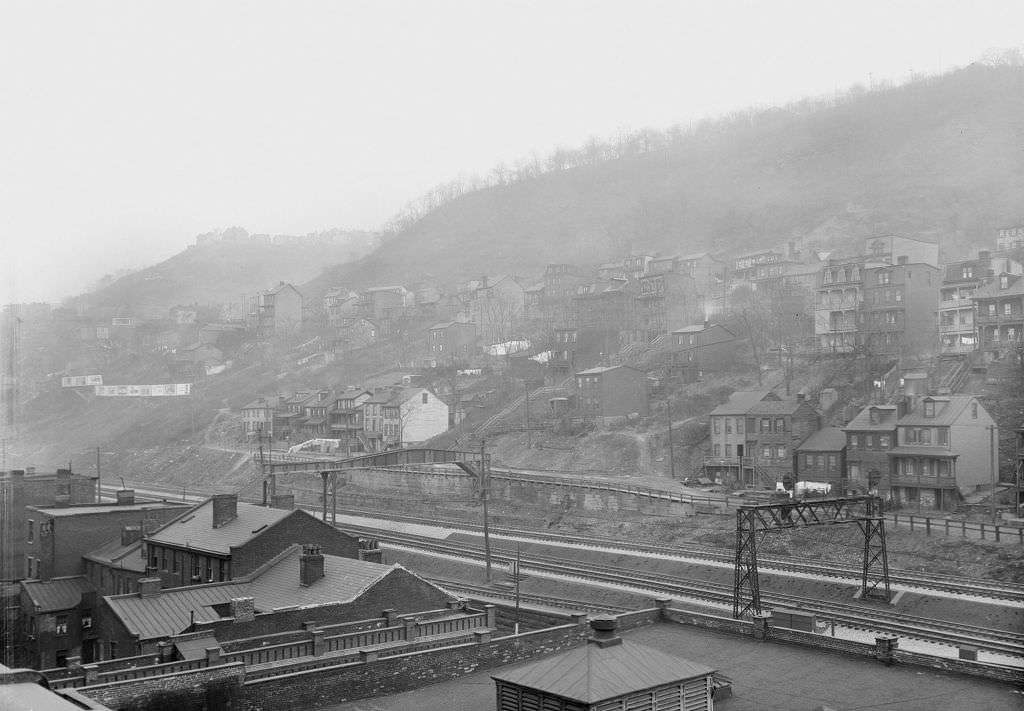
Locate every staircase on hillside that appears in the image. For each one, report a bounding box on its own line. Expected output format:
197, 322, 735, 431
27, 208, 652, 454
471, 379, 572, 439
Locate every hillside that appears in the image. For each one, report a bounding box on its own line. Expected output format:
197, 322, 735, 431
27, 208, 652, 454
79, 234, 378, 315
306, 63, 1024, 301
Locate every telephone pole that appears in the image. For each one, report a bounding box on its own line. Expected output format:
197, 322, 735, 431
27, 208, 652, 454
481, 439, 492, 582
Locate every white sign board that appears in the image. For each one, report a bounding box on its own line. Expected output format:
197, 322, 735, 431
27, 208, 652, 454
62, 375, 103, 388
94, 383, 191, 397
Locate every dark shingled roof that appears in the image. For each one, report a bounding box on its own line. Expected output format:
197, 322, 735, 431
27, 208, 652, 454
797, 427, 847, 452
492, 639, 715, 704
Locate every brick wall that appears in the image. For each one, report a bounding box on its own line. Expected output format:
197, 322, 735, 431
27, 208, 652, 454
240, 622, 588, 710
231, 510, 361, 577
80, 662, 245, 711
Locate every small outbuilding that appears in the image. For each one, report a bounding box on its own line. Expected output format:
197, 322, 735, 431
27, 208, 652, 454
492, 617, 717, 711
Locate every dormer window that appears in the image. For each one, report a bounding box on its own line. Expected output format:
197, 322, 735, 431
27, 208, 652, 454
923, 400, 935, 418
868, 408, 879, 425
1000, 275, 1010, 289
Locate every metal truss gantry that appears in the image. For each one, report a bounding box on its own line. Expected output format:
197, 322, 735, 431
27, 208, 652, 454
733, 495, 891, 618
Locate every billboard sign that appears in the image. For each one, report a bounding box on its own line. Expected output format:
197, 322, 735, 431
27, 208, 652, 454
94, 383, 191, 397
62, 375, 103, 388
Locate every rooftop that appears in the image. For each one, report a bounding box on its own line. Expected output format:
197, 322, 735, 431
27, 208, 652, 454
21, 576, 95, 613
146, 499, 294, 555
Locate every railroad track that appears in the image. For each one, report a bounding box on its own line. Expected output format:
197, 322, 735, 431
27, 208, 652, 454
349, 525, 1024, 658
428, 578, 631, 615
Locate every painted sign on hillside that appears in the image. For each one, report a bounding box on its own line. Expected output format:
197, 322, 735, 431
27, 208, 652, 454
62, 375, 103, 388
94, 383, 191, 397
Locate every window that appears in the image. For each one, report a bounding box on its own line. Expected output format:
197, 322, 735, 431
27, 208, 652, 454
828, 455, 837, 469
816, 454, 825, 466
736, 418, 744, 434
776, 445, 785, 458
878, 271, 890, 285
713, 418, 721, 434
110, 641, 118, 660
422, 393, 428, 404
1004, 302, 1013, 316
725, 418, 732, 434
82, 611, 93, 630
1000, 275, 1010, 289
849, 434, 860, 449
805, 454, 814, 466
725, 444, 732, 457
713, 444, 721, 457
923, 400, 935, 417
27, 520, 34, 544
55, 615, 68, 636
760, 418, 771, 433
937, 428, 948, 446
775, 418, 785, 433
971, 402, 978, 418
879, 434, 890, 449
988, 303, 997, 316
761, 446, 772, 459
962, 266, 973, 279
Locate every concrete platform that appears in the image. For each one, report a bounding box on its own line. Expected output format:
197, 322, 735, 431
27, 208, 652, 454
321, 621, 1021, 711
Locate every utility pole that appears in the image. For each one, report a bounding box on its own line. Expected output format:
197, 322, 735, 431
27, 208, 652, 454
666, 395, 675, 479
481, 439, 492, 583
96, 447, 101, 503
514, 542, 522, 634
524, 381, 531, 449
989, 424, 998, 524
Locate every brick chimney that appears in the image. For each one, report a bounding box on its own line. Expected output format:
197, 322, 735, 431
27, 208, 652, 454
211, 494, 238, 528
116, 489, 135, 506
121, 525, 142, 547
299, 544, 324, 587
270, 494, 295, 510
230, 597, 256, 623
589, 616, 622, 648
138, 577, 162, 598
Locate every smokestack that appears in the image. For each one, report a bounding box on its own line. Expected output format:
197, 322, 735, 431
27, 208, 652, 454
299, 544, 325, 587
211, 494, 238, 528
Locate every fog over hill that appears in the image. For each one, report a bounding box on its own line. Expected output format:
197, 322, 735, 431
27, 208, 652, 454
305, 63, 1024, 300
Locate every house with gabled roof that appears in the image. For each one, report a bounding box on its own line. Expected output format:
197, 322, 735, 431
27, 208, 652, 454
667, 322, 738, 381
842, 403, 901, 496
101, 544, 454, 657
141, 494, 360, 589
889, 395, 996, 511
574, 365, 648, 421
795, 427, 847, 491
18, 576, 97, 668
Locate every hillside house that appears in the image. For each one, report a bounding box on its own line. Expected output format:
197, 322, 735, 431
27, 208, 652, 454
889, 395, 996, 511
164, 342, 223, 382
842, 404, 900, 496
667, 322, 738, 381
938, 251, 1022, 355
794, 427, 847, 491
860, 261, 940, 359
328, 388, 373, 453
634, 271, 699, 343
973, 271, 1024, 363
247, 282, 303, 337
426, 321, 477, 366
18, 577, 97, 668
574, 365, 649, 421
863, 234, 939, 268
468, 275, 526, 346
241, 396, 280, 440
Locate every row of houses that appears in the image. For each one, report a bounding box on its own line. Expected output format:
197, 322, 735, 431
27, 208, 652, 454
705, 390, 998, 510
242, 385, 450, 448
1, 475, 459, 670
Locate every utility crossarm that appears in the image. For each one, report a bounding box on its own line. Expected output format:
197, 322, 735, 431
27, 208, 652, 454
733, 496, 891, 619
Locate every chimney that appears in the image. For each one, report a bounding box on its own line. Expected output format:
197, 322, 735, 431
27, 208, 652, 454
299, 544, 325, 587
54, 494, 71, 507
897, 255, 908, 265
25, 466, 35, 475
142, 516, 161, 534
211, 494, 238, 528
589, 616, 622, 648
270, 494, 295, 510
10, 469, 25, 482
121, 525, 142, 547
230, 597, 255, 623
56, 468, 71, 480
138, 577, 162, 598
116, 489, 135, 506
796, 392, 805, 402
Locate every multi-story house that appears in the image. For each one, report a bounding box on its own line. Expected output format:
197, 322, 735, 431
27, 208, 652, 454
863, 235, 939, 268
394, 388, 450, 446
574, 365, 649, 421
468, 275, 526, 346
705, 391, 776, 484
634, 271, 699, 343
814, 260, 866, 352
666, 322, 738, 382
678, 252, 727, 310
938, 251, 1022, 356
323, 287, 359, 331
995, 225, 1024, 253
888, 395, 997, 511
572, 277, 639, 347
860, 261, 940, 359
731, 249, 784, 283
18, 577, 97, 668
327, 388, 372, 453
794, 427, 847, 491
745, 394, 821, 487
842, 404, 900, 496
355, 286, 408, 337
247, 282, 303, 337
532, 264, 590, 325
973, 271, 1024, 363
426, 321, 477, 366
623, 254, 655, 280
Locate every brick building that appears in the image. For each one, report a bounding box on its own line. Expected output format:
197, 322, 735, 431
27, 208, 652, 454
17, 576, 98, 668
794, 427, 847, 492
666, 322, 738, 381
973, 271, 1024, 363
859, 261, 940, 360
1, 469, 97, 582
141, 495, 361, 588
101, 545, 453, 658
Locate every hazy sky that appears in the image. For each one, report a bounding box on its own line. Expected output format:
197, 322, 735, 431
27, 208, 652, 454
2, 0, 1021, 304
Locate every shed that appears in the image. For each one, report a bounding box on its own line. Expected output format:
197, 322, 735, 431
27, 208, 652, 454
492, 617, 716, 711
